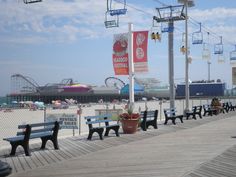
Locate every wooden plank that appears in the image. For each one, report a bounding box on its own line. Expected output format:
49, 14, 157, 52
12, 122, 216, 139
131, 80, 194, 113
40, 148, 59, 164
29, 143, 49, 166
59, 139, 88, 156
63, 139, 92, 154
17, 155, 31, 172
10, 155, 24, 173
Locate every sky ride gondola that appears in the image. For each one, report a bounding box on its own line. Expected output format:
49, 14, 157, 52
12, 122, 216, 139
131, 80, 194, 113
104, 0, 127, 28
192, 23, 203, 45
230, 45, 236, 61
214, 36, 223, 55
202, 43, 211, 60
107, 0, 127, 16
202, 32, 211, 60
23, 0, 42, 4
150, 19, 161, 42
161, 23, 174, 33
180, 33, 187, 54
104, 11, 119, 28
217, 54, 225, 63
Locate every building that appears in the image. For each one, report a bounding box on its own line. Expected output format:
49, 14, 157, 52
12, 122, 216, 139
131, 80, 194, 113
176, 81, 226, 98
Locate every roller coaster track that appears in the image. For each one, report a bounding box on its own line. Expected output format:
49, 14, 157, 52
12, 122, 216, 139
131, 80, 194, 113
11, 74, 41, 93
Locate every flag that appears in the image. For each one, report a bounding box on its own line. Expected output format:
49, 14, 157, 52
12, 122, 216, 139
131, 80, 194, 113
112, 33, 129, 75
133, 31, 148, 73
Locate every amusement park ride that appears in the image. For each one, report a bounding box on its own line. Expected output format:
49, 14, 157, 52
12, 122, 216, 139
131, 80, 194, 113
23, 0, 42, 4
192, 23, 203, 45
230, 45, 236, 62
105, 77, 125, 90
104, 0, 127, 28
21, 0, 232, 65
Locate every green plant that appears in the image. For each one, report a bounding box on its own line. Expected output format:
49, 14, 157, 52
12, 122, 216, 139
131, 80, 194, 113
119, 106, 140, 120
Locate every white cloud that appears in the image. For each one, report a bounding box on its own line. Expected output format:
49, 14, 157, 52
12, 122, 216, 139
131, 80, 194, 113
0, 0, 108, 44
191, 7, 236, 22
0, 1, 236, 45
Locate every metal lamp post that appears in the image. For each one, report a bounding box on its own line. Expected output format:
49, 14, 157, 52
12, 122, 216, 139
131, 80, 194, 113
178, 0, 195, 112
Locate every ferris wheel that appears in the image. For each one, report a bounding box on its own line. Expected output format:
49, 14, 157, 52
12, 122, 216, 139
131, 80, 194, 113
105, 77, 125, 89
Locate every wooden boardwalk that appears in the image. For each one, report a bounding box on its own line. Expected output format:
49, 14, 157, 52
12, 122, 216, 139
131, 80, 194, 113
184, 144, 236, 177
1, 111, 236, 177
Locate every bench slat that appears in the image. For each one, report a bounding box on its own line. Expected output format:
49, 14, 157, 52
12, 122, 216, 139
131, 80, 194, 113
30, 132, 52, 139
30, 122, 56, 128
86, 119, 112, 124
17, 127, 53, 136
84, 114, 112, 120
3, 136, 24, 142
18, 121, 58, 129
4, 131, 53, 142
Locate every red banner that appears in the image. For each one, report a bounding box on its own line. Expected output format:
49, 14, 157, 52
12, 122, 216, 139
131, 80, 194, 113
112, 33, 129, 75
133, 31, 148, 73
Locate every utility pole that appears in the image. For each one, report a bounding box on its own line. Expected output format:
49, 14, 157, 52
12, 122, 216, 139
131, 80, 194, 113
207, 61, 211, 81
168, 21, 175, 109
153, 5, 185, 110
177, 0, 195, 113
128, 23, 135, 110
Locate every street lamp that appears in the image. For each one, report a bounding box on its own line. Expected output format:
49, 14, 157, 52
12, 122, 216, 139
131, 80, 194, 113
177, 0, 195, 112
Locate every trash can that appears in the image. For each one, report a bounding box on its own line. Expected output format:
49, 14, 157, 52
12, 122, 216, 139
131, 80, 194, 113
0, 160, 12, 177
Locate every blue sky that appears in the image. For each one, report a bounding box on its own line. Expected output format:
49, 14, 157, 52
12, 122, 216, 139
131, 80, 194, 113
0, 0, 236, 96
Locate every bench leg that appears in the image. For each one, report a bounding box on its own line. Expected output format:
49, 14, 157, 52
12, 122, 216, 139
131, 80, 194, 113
41, 137, 47, 149
209, 111, 213, 116
146, 121, 158, 129
105, 126, 120, 137
152, 122, 158, 129
172, 118, 176, 125
41, 137, 59, 150
179, 116, 184, 123
10, 143, 18, 156
186, 114, 190, 120
198, 113, 202, 119
52, 138, 59, 150
87, 128, 104, 140
164, 118, 175, 125
23, 143, 31, 156
10, 142, 30, 156
98, 129, 104, 140
87, 131, 93, 140
140, 122, 147, 131
164, 118, 168, 125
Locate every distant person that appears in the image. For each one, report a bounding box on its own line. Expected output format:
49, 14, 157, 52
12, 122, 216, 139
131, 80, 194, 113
211, 97, 223, 114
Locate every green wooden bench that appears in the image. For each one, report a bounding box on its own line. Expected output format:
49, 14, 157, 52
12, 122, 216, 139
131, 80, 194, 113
3, 121, 61, 156
85, 114, 120, 140
140, 110, 158, 131
164, 108, 183, 125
